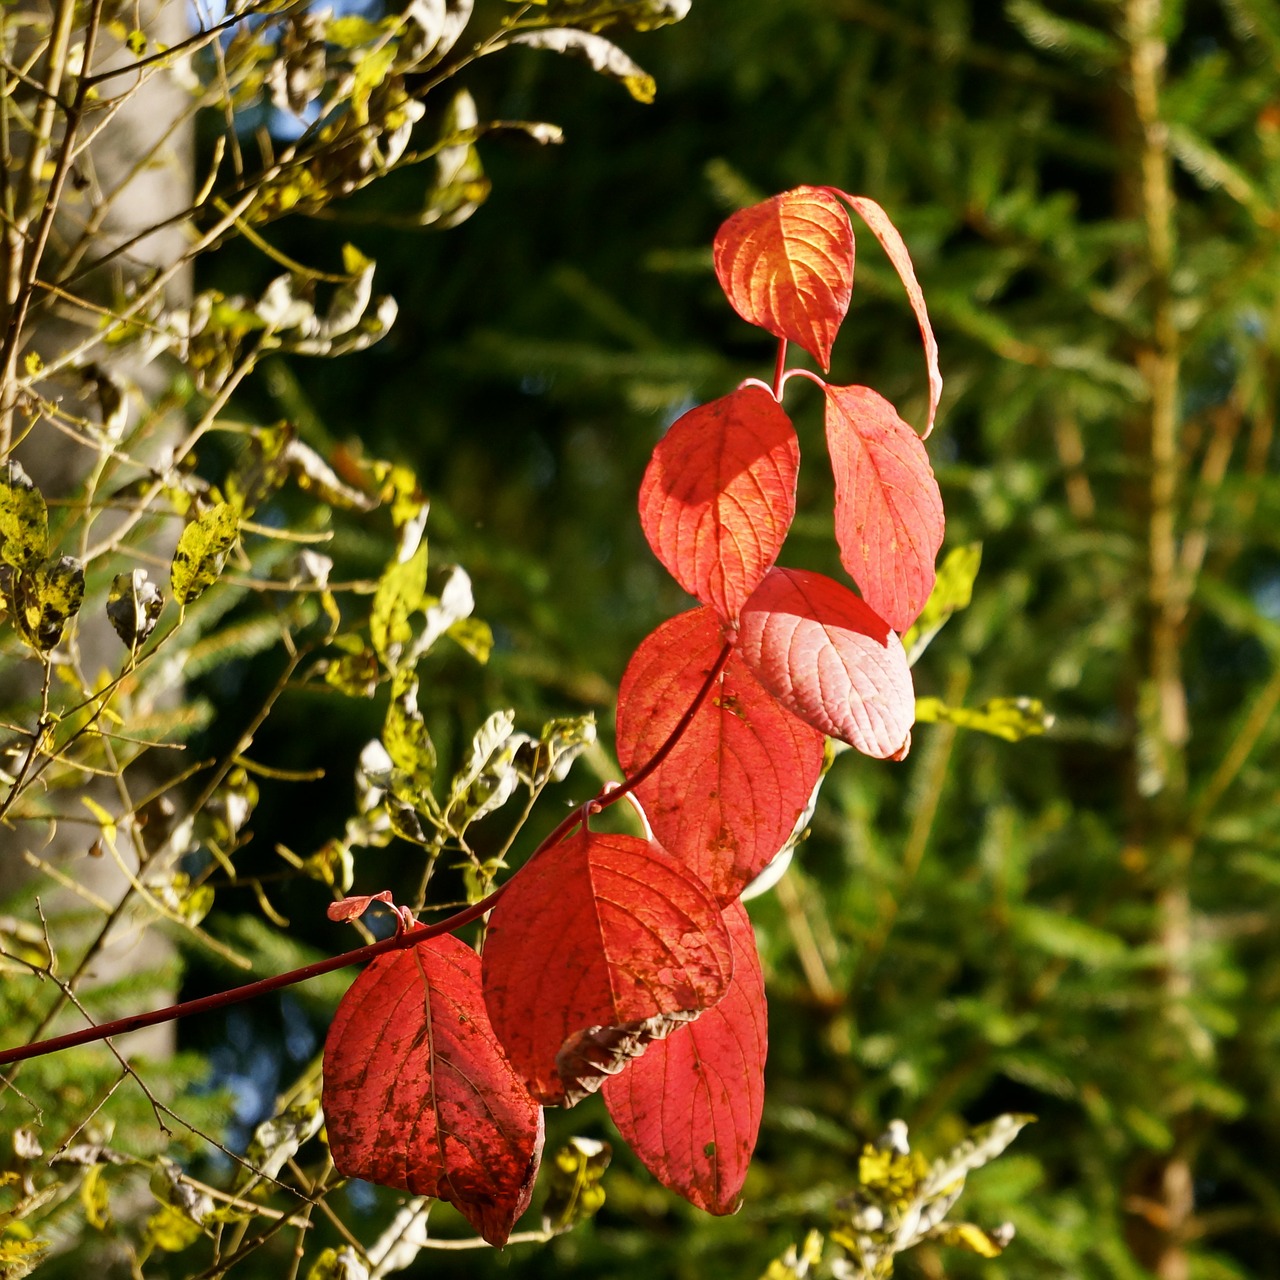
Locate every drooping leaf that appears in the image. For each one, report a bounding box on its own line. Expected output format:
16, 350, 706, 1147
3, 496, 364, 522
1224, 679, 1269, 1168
500, 29, 657, 102
834, 192, 943, 435
616, 606, 824, 902
713, 186, 854, 370
603, 898, 766, 1214
901, 543, 981, 664
0, 461, 47, 570
106, 569, 164, 649
638, 386, 799, 626
482, 829, 733, 1105
823, 384, 944, 633
736, 567, 914, 759
322, 933, 544, 1246
326, 890, 394, 923
914, 695, 1052, 742
171, 503, 239, 607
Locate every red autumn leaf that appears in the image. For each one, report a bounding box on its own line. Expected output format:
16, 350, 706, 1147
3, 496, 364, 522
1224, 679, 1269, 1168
736, 567, 914, 759
638, 387, 799, 626
824, 383, 945, 633
603, 898, 765, 1215
322, 933, 544, 1247
713, 186, 854, 371
835, 191, 943, 437
616, 606, 825, 902
326, 890, 393, 923
482, 830, 734, 1107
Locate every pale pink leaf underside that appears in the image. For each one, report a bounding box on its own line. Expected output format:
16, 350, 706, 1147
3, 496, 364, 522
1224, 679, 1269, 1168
736, 566, 914, 759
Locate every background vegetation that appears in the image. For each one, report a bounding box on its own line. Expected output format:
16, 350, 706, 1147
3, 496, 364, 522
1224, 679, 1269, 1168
2, 1, 1279, 1278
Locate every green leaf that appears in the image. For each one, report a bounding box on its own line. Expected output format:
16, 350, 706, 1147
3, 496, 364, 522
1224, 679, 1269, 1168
759, 1230, 824, 1280
516, 713, 596, 787
902, 543, 981, 663
383, 671, 437, 788
914, 695, 1052, 742
10, 555, 85, 650
0, 461, 48, 570
325, 13, 384, 48
106, 569, 164, 648
80, 1164, 113, 1232
542, 1137, 611, 1235
1015, 906, 1129, 967
141, 1204, 203, 1253
932, 1221, 1015, 1258
444, 709, 527, 833
171, 503, 239, 607
370, 542, 428, 670
422, 89, 491, 230
325, 643, 381, 698
350, 43, 396, 125
447, 615, 493, 663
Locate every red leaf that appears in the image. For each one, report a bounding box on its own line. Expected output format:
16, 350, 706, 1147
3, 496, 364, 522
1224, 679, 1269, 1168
824, 383, 945, 633
713, 186, 854, 371
326, 890, 393, 923
638, 387, 799, 626
836, 192, 943, 436
603, 898, 765, 1215
322, 934, 544, 1246
616, 607, 825, 902
482, 830, 734, 1106
736, 567, 914, 759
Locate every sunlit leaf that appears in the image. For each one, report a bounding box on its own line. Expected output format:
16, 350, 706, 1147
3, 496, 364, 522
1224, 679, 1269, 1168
107, 569, 164, 649
11, 555, 85, 650
500, 29, 657, 102
824, 383, 944, 633
713, 186, 853, 369
0, 462, 47, 570
482, 829, 733, 1105
737, 567, 914, 759
370, 542, 427, 670
901, 543, 981, 664
603, 899, 766, 1213
914, 695, 1052, 742
617, 606, 824, 902
835, 191, 943, 435
171, 503, 239, 607
323, 933, 543, 1245
639, 386, 799, 625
